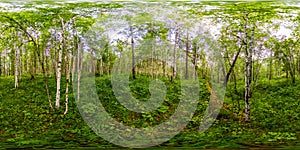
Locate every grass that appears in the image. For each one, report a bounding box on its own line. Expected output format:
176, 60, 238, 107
0, 75, 299, 149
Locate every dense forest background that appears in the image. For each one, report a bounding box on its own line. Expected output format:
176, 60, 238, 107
0, 1, 300, 149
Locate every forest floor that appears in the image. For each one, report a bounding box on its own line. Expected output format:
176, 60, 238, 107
0, 75, 300, 149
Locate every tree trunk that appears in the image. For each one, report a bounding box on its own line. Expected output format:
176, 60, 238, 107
77, 40, 83, 101
19, 47, 22, 81
25, 49, 29, 75
130, 25, 136, 79
72, 54, 76, 81
11, 44, 15, 76
64, 47, 70, 115
232, 69, 241, 111
172, 29, 178, 82
90, 48, 95, 74
155, 46, 159, 78
254, 59, 261, 86
37, 55, 40, 74
225, 45, 242, 86
192, 41, 198, 80
288, 56, 295, 84
162, 62, 166, 77
4, 51, 7, 76
268, 51, 273, 82
164, 47, 168, 78
37, 45, 52, 109
244, 19, 254, 122
56, 17, 65, 108
185, 30, 189, 79
100, 57, 103, 76
72, 24, 78, 81
14, 42, 19, 89
107, 50, 111, 75
53, 39, 57, 80
45, 52, 48, 77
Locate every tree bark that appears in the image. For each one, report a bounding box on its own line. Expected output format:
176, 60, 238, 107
77, 38, 83, 101
185, 30, 189, 79
56, 16, 65, 108
225, 45, 242, 86
130, 25, 136, 79
171, 29, 178, 82
64, 45, 70, 115
90, 48, 95, 74
244, 17, 254, 122
14, 42, 19, 89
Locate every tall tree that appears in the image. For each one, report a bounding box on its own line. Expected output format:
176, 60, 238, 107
0, 12, 54, 108
130, 25, 136, 79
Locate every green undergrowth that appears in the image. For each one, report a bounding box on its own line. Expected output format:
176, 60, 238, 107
0, 75, 299, 149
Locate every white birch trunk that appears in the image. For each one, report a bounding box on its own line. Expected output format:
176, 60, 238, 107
64, 48, 71, 115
